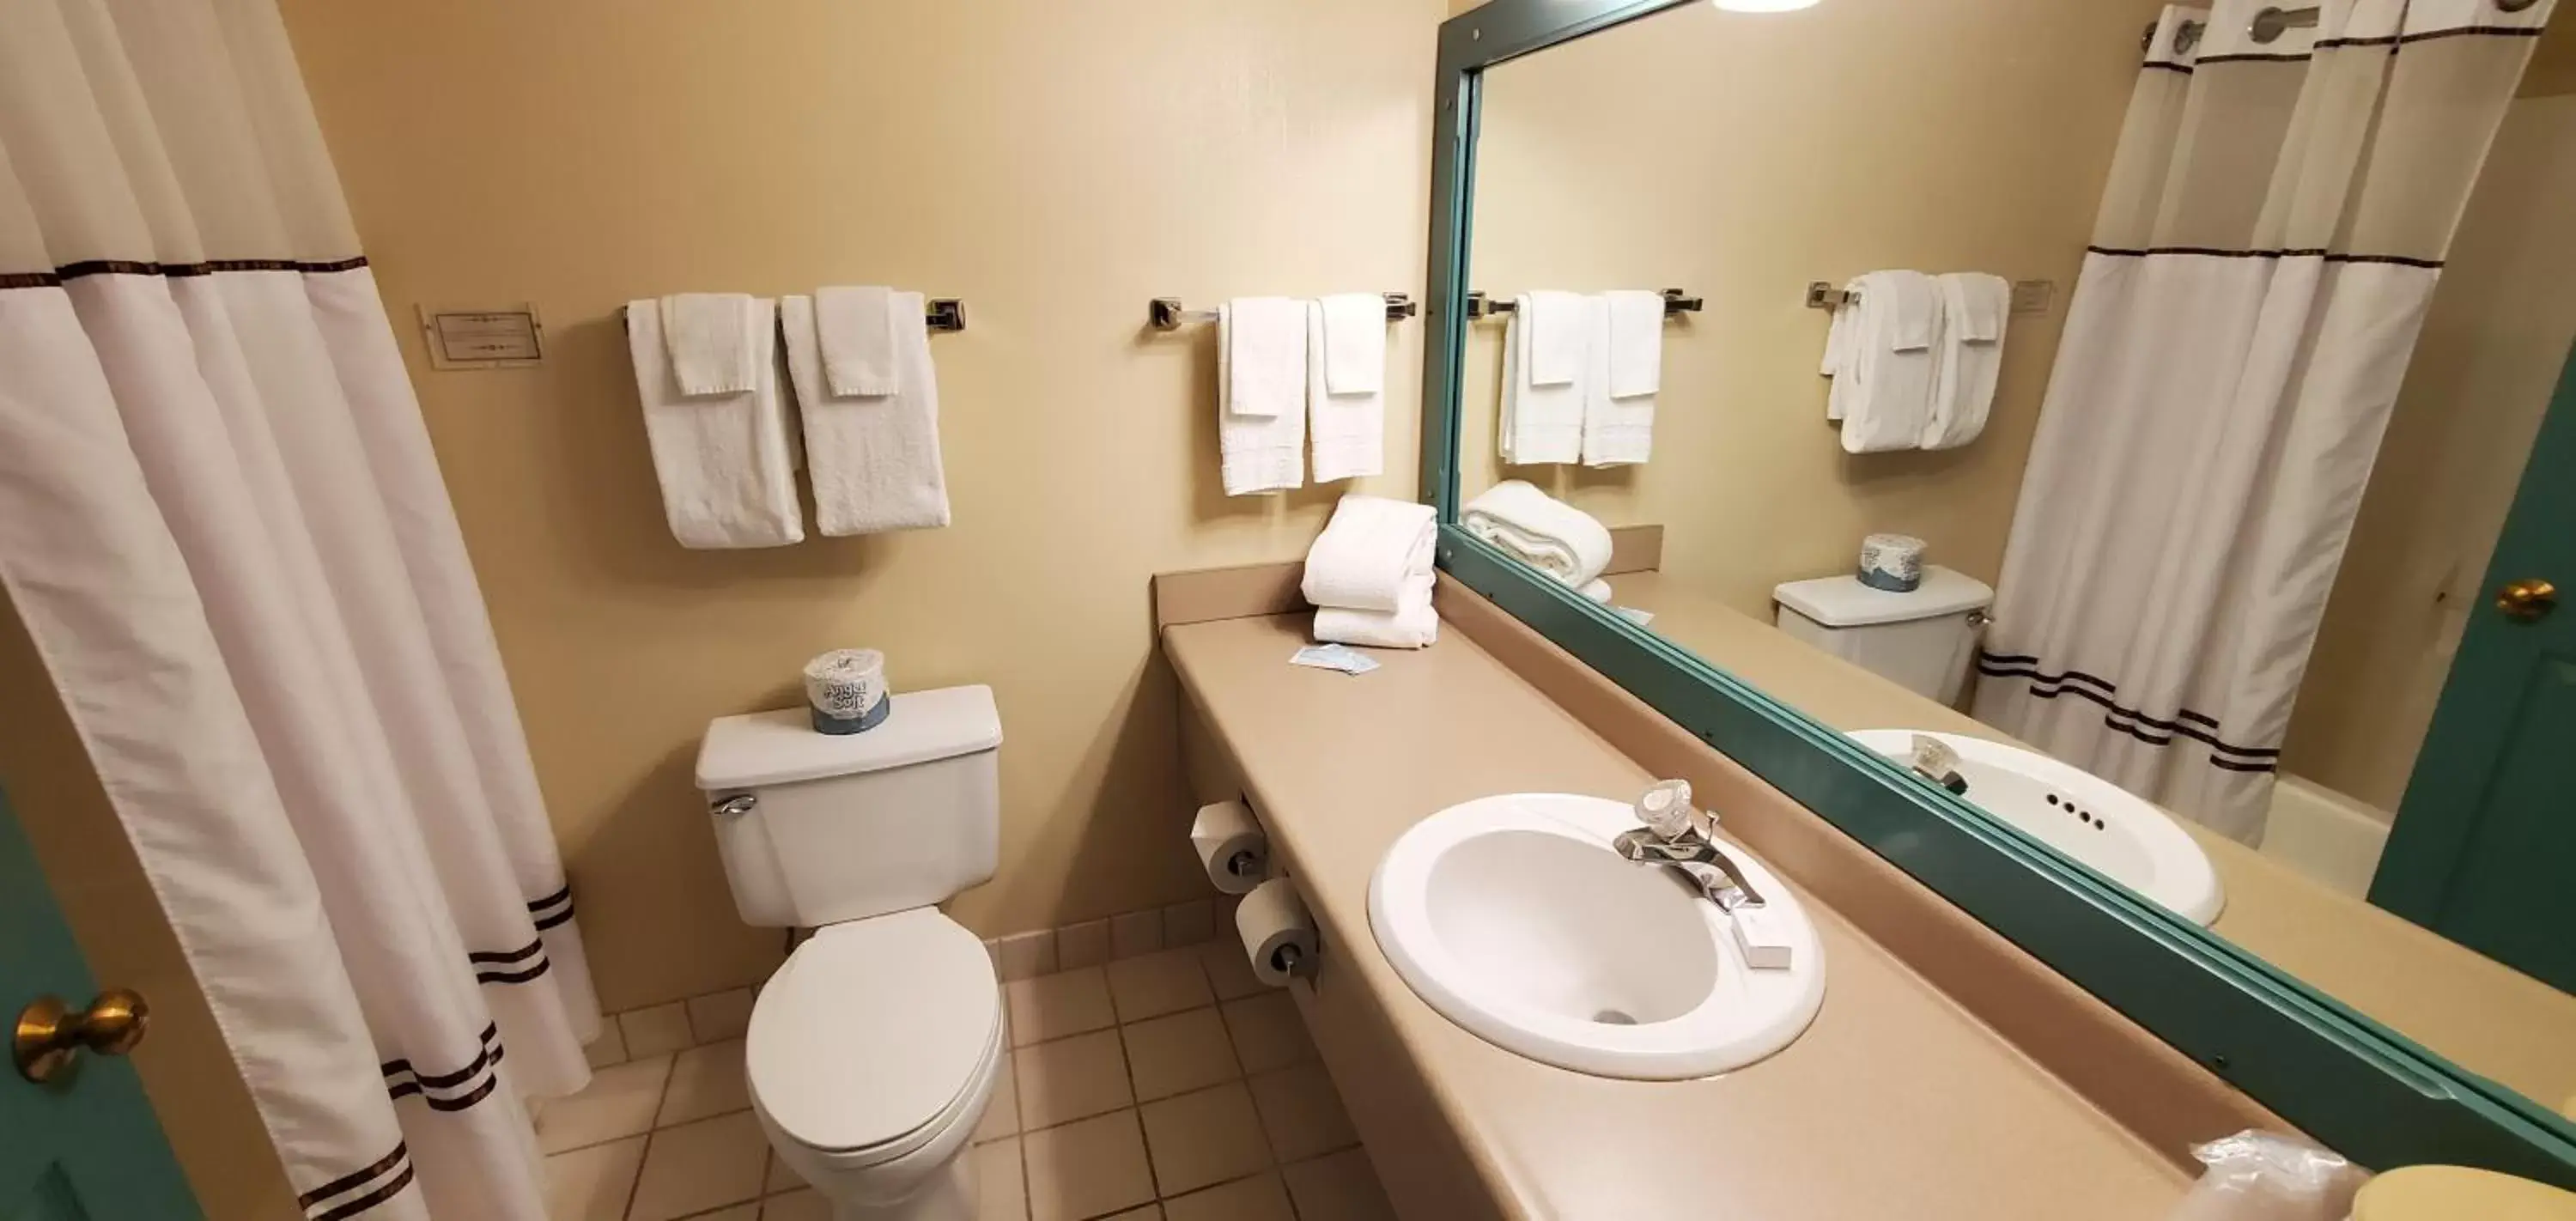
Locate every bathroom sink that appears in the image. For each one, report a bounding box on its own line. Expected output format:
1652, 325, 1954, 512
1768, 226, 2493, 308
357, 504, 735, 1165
1368, 793, 1826, 1080
1848, 730, 2225, 926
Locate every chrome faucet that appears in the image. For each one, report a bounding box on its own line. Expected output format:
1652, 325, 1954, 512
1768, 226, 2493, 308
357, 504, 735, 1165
1610, 780, 1768, 912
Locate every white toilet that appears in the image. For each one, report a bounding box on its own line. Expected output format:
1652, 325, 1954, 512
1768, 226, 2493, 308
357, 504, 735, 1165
695, 684, 1006, 1221
1772, 566, 1996, 705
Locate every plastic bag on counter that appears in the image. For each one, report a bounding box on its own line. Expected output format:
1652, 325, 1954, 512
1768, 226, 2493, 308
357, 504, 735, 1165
2166, 1131, 2370, 1221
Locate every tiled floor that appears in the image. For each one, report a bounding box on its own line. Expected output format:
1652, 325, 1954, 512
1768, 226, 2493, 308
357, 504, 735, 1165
543, 939, 1397, 1221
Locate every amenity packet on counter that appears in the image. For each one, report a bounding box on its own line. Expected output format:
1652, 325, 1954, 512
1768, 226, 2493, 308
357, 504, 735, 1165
1289, 643, 1381, 676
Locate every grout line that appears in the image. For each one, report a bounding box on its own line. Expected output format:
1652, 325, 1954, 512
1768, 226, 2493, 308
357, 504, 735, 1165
618, 1128, 650, 1221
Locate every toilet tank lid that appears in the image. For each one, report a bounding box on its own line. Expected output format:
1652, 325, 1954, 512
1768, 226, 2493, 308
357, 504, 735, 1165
696, 684, 1002, 791
1773, 567, 1994, 629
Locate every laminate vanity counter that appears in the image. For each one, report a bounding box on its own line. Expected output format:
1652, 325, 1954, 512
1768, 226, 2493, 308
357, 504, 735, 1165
1163, 607, 2193, 1220
1609, 568, 2576, 1118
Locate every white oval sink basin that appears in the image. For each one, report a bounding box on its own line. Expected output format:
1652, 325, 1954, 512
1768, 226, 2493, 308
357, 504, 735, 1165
1368, 793, 1826, 1080
1850, 730, 2225, 926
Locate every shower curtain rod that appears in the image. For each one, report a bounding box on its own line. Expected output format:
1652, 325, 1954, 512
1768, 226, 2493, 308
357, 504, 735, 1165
2142, 6, 2324, 54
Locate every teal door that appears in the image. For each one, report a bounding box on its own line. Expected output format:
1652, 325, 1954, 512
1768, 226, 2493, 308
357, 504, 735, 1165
0, 787, 200, 1219
2373, 343, 2576, 995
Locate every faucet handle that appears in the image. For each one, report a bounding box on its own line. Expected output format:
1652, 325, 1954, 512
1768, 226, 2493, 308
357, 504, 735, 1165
1635, 780, 1700, 841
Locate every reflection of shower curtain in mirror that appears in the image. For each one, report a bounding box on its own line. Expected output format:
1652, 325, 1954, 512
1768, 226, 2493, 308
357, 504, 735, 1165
1974, 0, 2555, 842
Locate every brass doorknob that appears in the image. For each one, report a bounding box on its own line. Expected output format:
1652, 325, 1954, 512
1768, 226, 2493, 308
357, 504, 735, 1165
14, 988, 149, 1084
2497, 579, 2558, 622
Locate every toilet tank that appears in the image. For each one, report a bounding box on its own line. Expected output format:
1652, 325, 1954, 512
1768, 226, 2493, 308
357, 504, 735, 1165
1772, 567, 1995, 706
696, 685, 1003, 928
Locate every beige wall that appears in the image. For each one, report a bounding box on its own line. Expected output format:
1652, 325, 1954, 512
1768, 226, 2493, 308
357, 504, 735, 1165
1455, 0, 2165, 618
252, 0, 1437, 1013
2283, 91, 2576, 813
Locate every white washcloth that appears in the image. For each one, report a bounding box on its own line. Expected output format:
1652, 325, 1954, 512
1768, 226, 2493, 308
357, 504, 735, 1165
1923, 273, 2009, 451
658, 293, 759, 396
781, 294, 951, 535
814, 285, 900, 398
1522, 290, 1589, 386
1823, 270, 1942, 453
1314, 576, 1437, 650
1220, 302, 1305, 495
1460, 480, 1614, 587
1301, 494, 1435, 612
626, 298, 804, 548
1499, 300, 1584, 465
1308, 299, 1385, 483
1582, 295, 1652, 467
1224, 296, 1305, 420
1603, 289, 1663, 399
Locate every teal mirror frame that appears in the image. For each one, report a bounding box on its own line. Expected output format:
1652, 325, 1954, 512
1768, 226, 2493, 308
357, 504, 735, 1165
1417, 0, 2576, 1186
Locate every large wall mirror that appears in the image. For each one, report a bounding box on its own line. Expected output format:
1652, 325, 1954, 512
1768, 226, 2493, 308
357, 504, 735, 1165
1425, 0, 2576, 1180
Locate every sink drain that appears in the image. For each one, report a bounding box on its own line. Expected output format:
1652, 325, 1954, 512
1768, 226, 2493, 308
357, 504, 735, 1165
1592, 1009, 1637, 1026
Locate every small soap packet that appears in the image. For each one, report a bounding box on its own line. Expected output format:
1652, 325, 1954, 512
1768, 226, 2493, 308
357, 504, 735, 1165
1612, 606, 1656, 627
1290, 643, 1382, 676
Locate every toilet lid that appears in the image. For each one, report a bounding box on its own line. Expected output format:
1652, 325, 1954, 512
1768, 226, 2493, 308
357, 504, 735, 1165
746, 908, 999, 1154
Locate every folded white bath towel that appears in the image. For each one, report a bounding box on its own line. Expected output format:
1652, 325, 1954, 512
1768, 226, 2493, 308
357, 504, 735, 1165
781, 294, 951, 535
659, 292, 760, 396
627, 297, 805, 548
1923, 273, 2008, 451
1302, 494, 1435, 613
1220, 301, 1305, 495
1500, 298, 1585, 465
1309, 297, 1385, 483
1461, 480, 1614, 588
1313, 576, 1437, 650
1603, 289, 1664, 399
1522, 290, 1589, 386
814, 285, 900, 398
1583, 295, 1653, 467
1823, 270, 1942, 454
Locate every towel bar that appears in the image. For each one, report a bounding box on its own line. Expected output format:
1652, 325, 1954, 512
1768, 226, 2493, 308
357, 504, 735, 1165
1806, 282, 1858, 311
1149, 293, 1417, 331
1466, 289, 1702, 321
617, 299, 968, 333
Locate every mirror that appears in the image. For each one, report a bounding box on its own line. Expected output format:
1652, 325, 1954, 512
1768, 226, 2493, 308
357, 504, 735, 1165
1446, 0, 2576, 1126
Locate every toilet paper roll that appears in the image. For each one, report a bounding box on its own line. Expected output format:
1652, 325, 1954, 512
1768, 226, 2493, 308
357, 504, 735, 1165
1236, 878, 1318, 987
1190, 800, 1269, 896
1857, 533, 1926, 592
805, 649, 890, 736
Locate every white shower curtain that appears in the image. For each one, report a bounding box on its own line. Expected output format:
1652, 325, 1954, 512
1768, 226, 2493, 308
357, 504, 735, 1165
1976, 0, 2555, 842
0, 1, 597, 1218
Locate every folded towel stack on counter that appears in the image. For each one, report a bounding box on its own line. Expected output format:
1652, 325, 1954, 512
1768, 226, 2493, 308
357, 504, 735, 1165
1302, 495, 1439, 650
1461, 480, 1615, 598
1822, 270, 2010, 453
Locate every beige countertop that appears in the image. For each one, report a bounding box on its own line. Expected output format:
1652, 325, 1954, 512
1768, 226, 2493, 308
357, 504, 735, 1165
1612, 568, 2576, 1115
1165, 610, 2190, 1220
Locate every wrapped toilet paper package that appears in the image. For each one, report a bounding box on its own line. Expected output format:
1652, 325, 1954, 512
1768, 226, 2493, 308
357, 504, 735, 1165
1236, 878, 1318, 987
1857, 533, 1926, 592
805, 649, 890, 735
1191, 801, 1269, 896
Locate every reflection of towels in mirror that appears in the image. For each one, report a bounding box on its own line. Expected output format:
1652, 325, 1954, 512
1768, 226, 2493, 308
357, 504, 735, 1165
1821, 270, 1941, 453
1923, 273, 2009, 450
1461, 480, 1613, 587
1501, 294, 1587, 464
1309, 295, 1388, 482
1584, 290, 1662, 466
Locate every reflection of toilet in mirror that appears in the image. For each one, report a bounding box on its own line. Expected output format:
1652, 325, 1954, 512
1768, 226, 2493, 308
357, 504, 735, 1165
1771, 567, 1996, 707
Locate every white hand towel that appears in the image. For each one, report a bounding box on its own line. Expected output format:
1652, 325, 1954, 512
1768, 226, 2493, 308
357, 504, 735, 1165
1301, 494, 1435, 613
1220, 302, 1305, 495
814, 285, 900, 398
1832, 270, 1943, 454
1821, 278, 1860, 422
627, 298, 804, 548
1460, 480, 1614, 587
1318, 293, 1387, 395
1923, 273, 2009, 451
1225, 296, 1305, 420
781, 295, 952, 535
1500, 301, 1584, 465
1314, 576, 1438, 650
1603, 289, 1664, 399
1582, 295, 1653, 467
1522, 290, 1589, 386
1308, 300, 1386, 483
659, 292, 759, 396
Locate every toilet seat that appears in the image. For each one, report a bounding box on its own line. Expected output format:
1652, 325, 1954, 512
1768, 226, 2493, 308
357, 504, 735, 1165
746, 907, 1000, 1166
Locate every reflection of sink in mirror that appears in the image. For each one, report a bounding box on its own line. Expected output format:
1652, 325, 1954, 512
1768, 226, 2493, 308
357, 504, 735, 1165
1849, 731, 2224, 926
1369, 793, 1825, 1080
